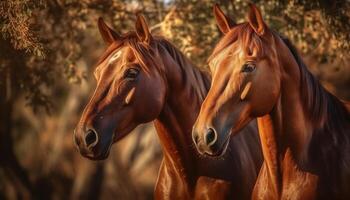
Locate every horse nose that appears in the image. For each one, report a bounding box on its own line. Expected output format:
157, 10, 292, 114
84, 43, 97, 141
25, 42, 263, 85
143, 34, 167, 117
193, 131, 199, 145
84, 129, 98, 149
204, 128, 217, 147
73, 129, 80, 147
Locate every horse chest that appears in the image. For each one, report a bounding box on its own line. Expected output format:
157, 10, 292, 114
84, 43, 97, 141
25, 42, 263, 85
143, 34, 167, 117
155, 160, 193, 200
280, 157, 318, 200
253, 154, 319, 200
253, 162, 279, 200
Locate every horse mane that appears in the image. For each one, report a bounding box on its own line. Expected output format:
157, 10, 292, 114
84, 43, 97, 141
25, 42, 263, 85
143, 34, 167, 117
154, 37, 211, 101
281, 37, 350, 178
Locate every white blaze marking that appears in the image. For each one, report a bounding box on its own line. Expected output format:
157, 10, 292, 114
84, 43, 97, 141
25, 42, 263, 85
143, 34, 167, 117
240, 82, 252, 100
125, 87, 136, 105
108, 50, 122, 64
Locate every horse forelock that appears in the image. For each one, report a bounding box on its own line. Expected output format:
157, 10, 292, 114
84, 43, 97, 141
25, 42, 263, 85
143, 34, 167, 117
95, 32, 164, 75
96, 42, 123, 66
126, 37, 159, 74
208, 23, 267, 68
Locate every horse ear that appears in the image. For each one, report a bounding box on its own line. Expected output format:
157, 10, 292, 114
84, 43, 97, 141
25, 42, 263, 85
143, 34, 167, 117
247, 4, 266, 35
98, 17, 121, 44
135, 14, 151, 43
213, 4, 236, 34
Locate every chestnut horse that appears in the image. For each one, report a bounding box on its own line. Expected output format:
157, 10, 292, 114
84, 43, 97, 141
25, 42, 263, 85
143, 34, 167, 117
192, 4, 350, 200
74, 15, 262, 199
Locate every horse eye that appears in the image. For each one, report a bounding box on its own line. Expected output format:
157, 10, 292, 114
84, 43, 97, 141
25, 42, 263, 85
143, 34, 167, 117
241, 63, 256, 73
124, 68, 139, 79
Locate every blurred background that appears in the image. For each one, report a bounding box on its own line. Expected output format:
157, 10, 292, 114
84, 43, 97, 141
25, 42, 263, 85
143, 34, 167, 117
0, 0, 349, 199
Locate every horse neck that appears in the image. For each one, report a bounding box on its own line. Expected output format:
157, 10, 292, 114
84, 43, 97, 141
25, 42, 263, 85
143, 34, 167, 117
257, 36, 350, 192
255, 37, 317, 194
153, 41, 210, 184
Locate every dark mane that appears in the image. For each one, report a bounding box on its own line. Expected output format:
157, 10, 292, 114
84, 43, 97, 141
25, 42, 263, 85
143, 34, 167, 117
281, 36, 350, 182
153, 37, 211, 101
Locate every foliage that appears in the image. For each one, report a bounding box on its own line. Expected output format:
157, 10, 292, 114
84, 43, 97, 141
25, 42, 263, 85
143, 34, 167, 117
1, 0, 349, 111
254, 0, 350, 62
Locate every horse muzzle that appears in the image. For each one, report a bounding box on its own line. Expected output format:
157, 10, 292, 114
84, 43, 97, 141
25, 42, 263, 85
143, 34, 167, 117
73, 127, 111, 160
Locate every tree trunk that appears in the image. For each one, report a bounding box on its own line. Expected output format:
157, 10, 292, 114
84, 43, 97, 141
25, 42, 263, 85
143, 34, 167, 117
0, 63, 33, 198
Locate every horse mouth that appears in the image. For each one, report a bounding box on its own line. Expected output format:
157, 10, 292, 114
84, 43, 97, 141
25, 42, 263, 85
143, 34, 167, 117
80, 133, 114, 161
85, 150, 110, 160
82, 143, 111, 160
204, 135, 231, 157
90, 129, 130, 160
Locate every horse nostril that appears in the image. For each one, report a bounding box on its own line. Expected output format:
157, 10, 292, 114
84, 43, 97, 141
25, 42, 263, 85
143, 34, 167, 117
85, 129, 98, 148
205, 128, 217, 147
